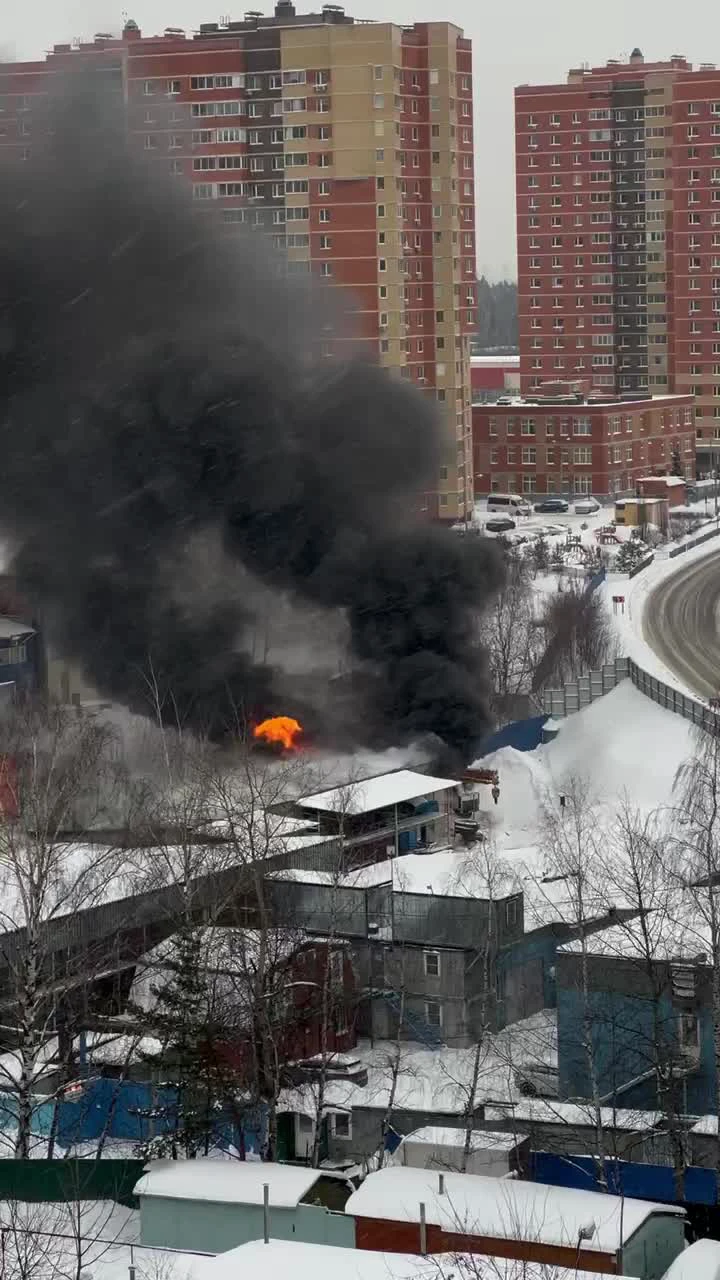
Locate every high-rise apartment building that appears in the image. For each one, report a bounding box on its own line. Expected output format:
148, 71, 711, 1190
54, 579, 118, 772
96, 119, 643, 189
0, 5, 476, 520
514, 49, 720, 472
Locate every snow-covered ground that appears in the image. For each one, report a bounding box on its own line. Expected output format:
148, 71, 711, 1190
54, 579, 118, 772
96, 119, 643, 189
468, 680, 696, 925
479, 680, 693, 839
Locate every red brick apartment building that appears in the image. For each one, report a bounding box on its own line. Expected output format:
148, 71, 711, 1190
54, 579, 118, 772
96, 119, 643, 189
514, 48, 720, 476
0, 6, 476, 521
473, 389, 695, 498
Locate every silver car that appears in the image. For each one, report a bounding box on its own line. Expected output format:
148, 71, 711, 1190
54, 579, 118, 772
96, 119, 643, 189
514, 1062, 560, 1098
573, 497, 601, 515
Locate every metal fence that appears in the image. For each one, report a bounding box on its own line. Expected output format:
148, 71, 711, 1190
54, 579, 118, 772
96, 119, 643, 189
542, 656, 720, 734
668, 522, 720, 559
628, 552, 655, 579
541, 658, 630, 718
628, 659, 720, 732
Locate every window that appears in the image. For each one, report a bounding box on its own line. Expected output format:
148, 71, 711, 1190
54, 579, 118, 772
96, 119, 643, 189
506, 897, 519, 928
320, 234, 331, 250
679, 1012, 699, 1049
330, 1112, 352, 1139
319, 208, 330, 223
424, 951, 440, 977
425, 1001, 442, 1028
320, 262, 332, 278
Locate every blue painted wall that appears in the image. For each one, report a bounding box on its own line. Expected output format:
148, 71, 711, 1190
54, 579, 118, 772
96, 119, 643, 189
556, 983, 717, 1113
0, 1079, 266, 1157
532, 1150, 718, 1207
497, 929, 559, 1026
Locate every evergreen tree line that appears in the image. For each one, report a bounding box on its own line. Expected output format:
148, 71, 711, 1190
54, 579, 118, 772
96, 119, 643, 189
475, 277, 518, 350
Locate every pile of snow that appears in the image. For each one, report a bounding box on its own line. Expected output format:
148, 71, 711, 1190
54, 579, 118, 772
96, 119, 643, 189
476, 682, 694, 850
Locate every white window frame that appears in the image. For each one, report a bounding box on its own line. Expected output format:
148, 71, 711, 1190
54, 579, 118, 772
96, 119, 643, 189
425, 1000, 443, 1028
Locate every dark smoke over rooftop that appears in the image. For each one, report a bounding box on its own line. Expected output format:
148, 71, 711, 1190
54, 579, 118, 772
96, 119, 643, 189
0, 81, 504, 761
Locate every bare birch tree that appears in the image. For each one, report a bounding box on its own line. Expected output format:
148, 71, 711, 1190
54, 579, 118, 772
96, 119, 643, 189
0, 699, 131, 1158
673, 715, 720, 1174
538, 775, 608, 1186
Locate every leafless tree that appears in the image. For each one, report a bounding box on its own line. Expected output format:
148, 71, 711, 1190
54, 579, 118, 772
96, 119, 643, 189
589, 803, 692, 1196
672, 715, 720, 1169
532, 579, 614, 692
0, 699, 133, 1158
537, 775, 608, 1185
480, 552, 538, 715
434, 840, 516, 1173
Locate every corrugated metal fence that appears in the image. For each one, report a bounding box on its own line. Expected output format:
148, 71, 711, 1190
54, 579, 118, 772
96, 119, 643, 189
541, 658, 631, 718
542, 657, 720, 735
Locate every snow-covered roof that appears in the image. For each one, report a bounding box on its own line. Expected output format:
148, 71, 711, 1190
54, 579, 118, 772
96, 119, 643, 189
557, 901, 711, 963
343, 1167, 683, 1249
279, 1015, 556, 1118
272, 847, 520, 901
485, 1100, 662, 1131
296, 770, 459, 816
134, 1159, 321, 1207
194, 1241, 634, 1280
662, 1239, 720, 1280
638, 475, 686, 486
0, 618, 35, 640
397, 1126, 521, 1151
129, 926, 307, 1016
690, 1115, 719, 1136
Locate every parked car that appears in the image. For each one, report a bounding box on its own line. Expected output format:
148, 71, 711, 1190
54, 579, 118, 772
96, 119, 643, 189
487, 494, 532, 517
573, 497, 601, 515
534, 498, 569, 514
514, 1062, 560, 1098
485, 517, 516, 533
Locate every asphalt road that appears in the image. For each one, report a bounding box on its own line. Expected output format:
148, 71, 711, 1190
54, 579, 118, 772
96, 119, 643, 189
643, 548, 720, 700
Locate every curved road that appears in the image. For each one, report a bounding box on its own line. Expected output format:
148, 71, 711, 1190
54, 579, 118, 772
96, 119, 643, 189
644, 548, 720, 699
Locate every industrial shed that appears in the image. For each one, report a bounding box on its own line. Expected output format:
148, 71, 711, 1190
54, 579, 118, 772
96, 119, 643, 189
344, 1167, 685, 1278
135, 1159, 354, 1254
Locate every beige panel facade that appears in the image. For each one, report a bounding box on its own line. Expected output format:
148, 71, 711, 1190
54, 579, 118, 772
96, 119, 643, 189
280, 18, 473, 521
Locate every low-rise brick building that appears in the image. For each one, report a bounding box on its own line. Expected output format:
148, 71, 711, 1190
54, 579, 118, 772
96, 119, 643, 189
472, 391, 695, 500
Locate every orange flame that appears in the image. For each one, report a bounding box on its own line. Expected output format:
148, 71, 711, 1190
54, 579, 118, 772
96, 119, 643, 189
253, 716, 303, 751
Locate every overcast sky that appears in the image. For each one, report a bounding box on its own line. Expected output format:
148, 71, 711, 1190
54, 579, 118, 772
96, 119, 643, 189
5, 0, 720, 278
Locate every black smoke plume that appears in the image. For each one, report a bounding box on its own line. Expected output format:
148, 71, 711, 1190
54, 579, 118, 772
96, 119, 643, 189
0, 82, 504, 761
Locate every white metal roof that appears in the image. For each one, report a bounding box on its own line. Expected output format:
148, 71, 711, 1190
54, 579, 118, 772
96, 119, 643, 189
343, 1167, 683, 1250
134, 1159, 321, 1207
296, 769, 459, 816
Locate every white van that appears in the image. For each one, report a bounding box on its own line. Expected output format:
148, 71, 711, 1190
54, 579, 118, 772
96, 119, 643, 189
487, 493, 532, 516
